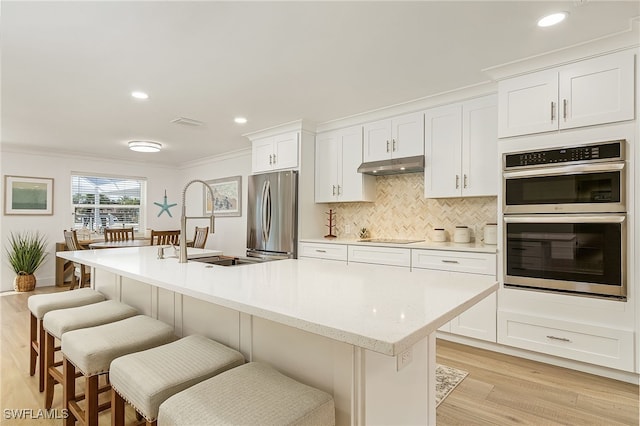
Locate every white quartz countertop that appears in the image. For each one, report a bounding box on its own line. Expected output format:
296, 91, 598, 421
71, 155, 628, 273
58, 246, 498, 356
300, 237, 498, 253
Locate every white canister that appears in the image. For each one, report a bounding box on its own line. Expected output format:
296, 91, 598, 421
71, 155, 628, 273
483, 223, 497, 245
432, 228, 447, 242
453, 226, 471, 243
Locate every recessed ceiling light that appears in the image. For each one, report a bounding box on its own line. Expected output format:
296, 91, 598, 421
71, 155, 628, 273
234, 117, 248, 124
537, 12, 568, 27
128, 141, 161, 152
131, 91, 149, 100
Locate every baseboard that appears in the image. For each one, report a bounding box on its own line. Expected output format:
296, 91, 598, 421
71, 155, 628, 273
437, 332, 640, 385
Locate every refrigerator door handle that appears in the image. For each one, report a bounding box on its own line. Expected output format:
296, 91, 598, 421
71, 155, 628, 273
261, 180, 271, 243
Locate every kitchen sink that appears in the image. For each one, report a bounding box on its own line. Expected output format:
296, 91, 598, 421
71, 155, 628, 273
191, 256, 272, 267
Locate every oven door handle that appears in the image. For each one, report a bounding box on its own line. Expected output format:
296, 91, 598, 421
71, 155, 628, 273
503, 214, 626, 224
503, 162, 624, 179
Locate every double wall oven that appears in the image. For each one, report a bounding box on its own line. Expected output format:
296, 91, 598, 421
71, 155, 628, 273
502, 140, 627, 299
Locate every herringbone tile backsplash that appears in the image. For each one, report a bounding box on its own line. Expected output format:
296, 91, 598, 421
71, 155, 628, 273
328, 174, 497, 241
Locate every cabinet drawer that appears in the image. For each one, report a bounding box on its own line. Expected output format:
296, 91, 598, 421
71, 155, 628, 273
498, 311, 634, 372
411, 249, 496, 275
348, 245, 411, 268
299, 243, 347, 261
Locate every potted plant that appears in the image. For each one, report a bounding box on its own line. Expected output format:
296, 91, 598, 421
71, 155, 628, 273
6, 231, 48, 292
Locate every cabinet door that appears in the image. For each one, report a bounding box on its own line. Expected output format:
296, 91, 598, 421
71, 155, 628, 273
391, 112, 424, 158
462, 95, 498, 197
315, 131, 339, 203
272, 131, 299, 170
363, 119, 392, 162
450, 293, 497, 342
252, 136, 276, 173
559, 51, 635, 130
424, 104, 462, 198
338, 126, 375, 202
498, 70, 558, 138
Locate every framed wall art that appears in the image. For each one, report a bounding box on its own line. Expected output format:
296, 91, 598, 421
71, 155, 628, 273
4, 175, 54, 215
204, 175, 242, 217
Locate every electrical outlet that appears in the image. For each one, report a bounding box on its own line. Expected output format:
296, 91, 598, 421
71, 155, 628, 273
345, 224, 351, 235
396, 347, 413, 371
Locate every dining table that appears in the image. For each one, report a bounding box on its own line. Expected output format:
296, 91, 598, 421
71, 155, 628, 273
88, 240, 151, 249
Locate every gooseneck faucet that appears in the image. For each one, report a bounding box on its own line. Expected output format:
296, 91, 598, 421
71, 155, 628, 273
179, 179, 216, 263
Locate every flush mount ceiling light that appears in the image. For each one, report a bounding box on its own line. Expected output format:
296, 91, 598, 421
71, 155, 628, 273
537, 12, 568, 27
128, 141, 161, 153
234, 117, 248, 124
131, 91, 149, 100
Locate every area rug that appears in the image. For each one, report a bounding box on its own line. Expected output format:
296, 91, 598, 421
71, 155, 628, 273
436, 364, 469, 407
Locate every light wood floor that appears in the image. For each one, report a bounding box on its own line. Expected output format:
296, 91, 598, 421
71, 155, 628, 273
2, 287, 639, 425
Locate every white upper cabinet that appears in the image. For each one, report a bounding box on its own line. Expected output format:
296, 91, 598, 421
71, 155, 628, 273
363, 112, 424, 162
315, 126, 375, 203
425, 94, 498, 198
252, 131, 299, 173
498, 51, 635, 138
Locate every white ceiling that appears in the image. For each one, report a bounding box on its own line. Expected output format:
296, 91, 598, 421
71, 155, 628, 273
2, 1, 638, 167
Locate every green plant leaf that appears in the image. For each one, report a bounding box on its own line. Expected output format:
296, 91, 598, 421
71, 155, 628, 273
5, 231, 48, 275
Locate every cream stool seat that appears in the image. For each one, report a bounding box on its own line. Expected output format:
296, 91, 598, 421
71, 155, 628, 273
27, 288, 105, 392
62, 315, 175, 426
110, 335, 245, 426
158, 362, 335, 426
42, 300, 138, 408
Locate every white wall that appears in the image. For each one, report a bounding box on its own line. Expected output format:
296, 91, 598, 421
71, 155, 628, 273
0, 148, 182, 291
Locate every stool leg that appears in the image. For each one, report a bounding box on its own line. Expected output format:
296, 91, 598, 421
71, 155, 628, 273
63, 358, 76, 426
44, 331, 56, 409
29, 313, 38, 376
111, 389, 125, 426
86, 375, 99, 426
38, 319, 45, 392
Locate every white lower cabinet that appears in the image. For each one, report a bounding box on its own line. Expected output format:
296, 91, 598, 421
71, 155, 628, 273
498, 311, 635, 371
347, 245, 411, 268
412, 249, 497, 342
298, 242, 347, 263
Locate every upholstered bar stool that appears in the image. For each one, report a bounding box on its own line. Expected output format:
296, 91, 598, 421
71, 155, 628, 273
61, 315, 175, 426
42, 300, 138, 409
109, 334, 245, 426
28, 288, 106, 392
158, 362, 336, 426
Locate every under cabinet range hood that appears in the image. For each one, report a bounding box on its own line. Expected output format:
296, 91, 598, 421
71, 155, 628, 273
357, 155, 425, 176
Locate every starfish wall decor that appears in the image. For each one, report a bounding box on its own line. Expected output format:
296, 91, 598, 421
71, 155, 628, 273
154, 189, 177, 217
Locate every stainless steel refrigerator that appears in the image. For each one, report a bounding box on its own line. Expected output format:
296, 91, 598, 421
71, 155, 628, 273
246, 170, 298, 260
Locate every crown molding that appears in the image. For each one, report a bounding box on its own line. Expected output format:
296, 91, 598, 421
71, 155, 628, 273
241, 119, 317, 141
178, 147, 251, 169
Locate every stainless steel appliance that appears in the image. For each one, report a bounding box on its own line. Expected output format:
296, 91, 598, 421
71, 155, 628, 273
502, 140, 627, 299
503, 140, 625, 214
246, 170, 298, 260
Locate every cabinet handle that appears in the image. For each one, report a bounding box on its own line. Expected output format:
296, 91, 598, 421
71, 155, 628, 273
337, 185, 341, 195
455, 175, 460, 189
551, 101, 556, 121
546, 335, 571, 343
273, 154, 276, 164
392, 139, 397, 152
315, 249, 327, 253
332, 185, 336, 196
269, 154, 273, 165
563, 99, 568, 120
386, 140, 390, 153
463, 174, 468, 189
441, 260, 459, 264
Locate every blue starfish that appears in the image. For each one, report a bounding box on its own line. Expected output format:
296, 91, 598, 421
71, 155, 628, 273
154, 190, 177, 217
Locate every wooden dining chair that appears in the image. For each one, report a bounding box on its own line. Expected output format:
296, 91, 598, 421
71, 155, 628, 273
150, 230, 181, 246
192, 226, 209, 249
104, 227, 135, 242
63, 230, 90, 289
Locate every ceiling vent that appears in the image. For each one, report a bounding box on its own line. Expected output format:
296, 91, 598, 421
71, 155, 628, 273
171, 117, 204, 126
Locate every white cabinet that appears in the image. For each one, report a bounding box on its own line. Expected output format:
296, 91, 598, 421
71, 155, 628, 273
348, 245, 411, 268
424, 94, 498, 198
252, 131, 299, 173
363, 112, 424, 162
299, 242, 348, 263
498, 51, 635, 138
412, 249, 497, 342
315, 126, 375, 203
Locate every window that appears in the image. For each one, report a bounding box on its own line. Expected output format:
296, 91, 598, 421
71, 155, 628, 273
71, 174, 146, 233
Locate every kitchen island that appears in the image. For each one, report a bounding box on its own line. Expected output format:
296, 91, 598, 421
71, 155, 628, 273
57, 246, 498, 425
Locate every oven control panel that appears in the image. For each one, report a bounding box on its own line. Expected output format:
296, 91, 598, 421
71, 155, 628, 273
504, 140, 624, 169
